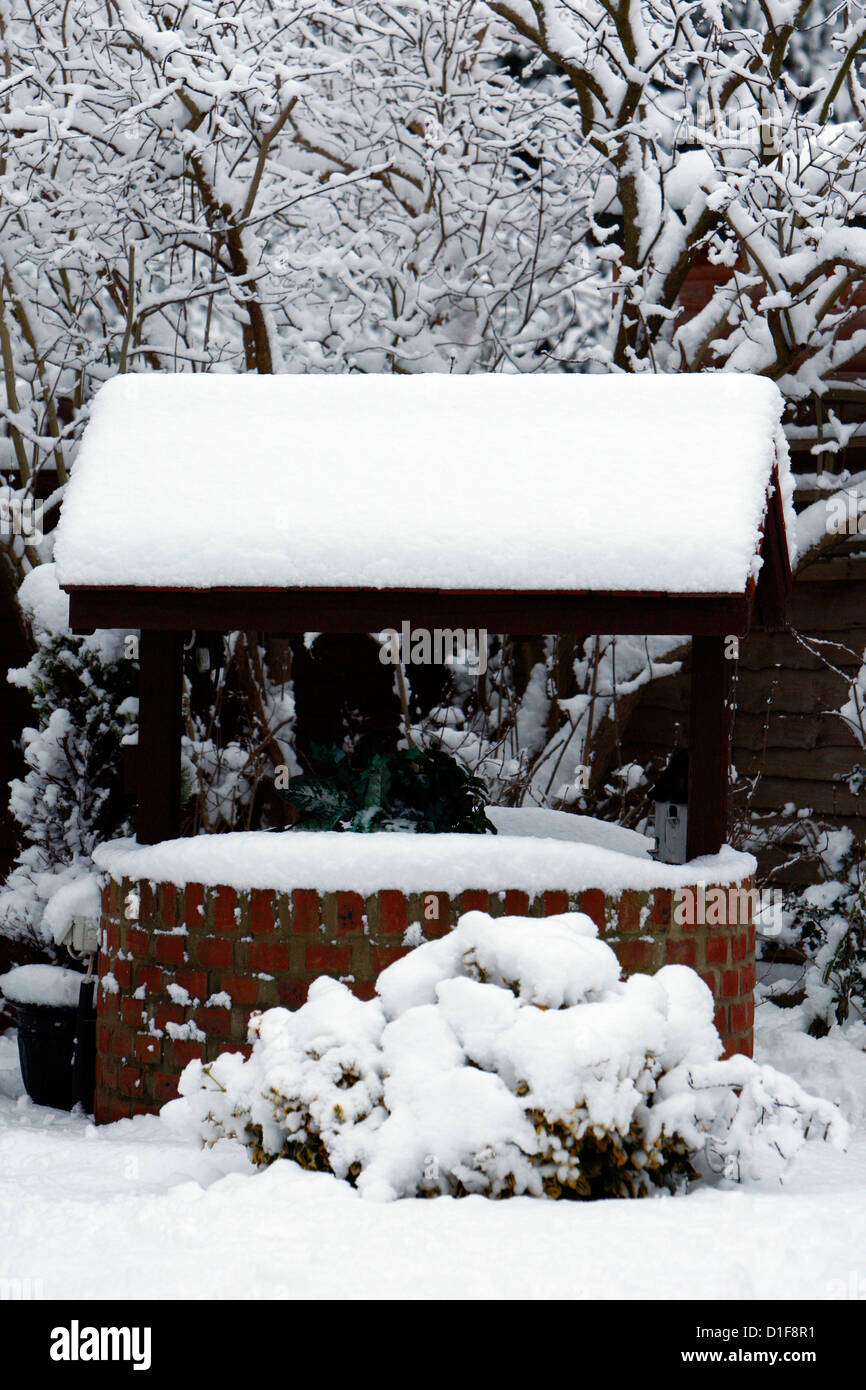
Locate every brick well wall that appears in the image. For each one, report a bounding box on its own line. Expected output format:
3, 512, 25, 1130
95, 877, 756, 1123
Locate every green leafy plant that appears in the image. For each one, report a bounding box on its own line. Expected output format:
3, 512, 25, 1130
278, 744, 496, 834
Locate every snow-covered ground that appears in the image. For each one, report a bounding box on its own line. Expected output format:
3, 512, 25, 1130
1, 1008, 864, 1302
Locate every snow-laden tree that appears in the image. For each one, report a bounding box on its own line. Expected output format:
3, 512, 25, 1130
0, 0, 592, 560
485, 1, 866, 407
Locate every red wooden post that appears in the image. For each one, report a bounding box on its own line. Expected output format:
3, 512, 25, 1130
686, 635, 732, 860
137, 631, 184, 845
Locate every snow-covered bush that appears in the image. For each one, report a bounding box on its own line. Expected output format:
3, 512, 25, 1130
170, 912, 846, 1200
0, 566, 136, 951
775, 862, 866, 1032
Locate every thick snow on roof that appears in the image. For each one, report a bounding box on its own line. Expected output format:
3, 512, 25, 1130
54, 372, 793, 594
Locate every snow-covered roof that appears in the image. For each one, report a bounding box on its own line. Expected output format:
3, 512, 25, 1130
54, 372, 793, 595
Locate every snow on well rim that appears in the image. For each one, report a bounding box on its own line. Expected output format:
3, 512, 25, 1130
92, 812, 756, 895
53, 372, 794, 594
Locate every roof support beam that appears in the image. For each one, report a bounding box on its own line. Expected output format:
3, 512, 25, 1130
137, 630, 184, 846
686, 635, 733, 860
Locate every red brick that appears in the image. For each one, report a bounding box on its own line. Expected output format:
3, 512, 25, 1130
153, 1073, 179, 1104
98, 1057, 119, 1091
221, 974, 259, 1006
305, 943, 351, 974
101, 883, 111, 915
543, 890, 569, 916
351, 981, 377, 1001
139, 880, 155, 921
169, 1039, 205, 1068
135, 1034, 161, 1064
98, 1096, 132, 1124
250, 888, 276, 935
747, 923, 756, 954
730, 1001, 748, 1033
199, 938, 234, 969
120, 1066, 143, 1098
100, 990, 119, 1019
292, 889, 320, 934
113, 958, 132, 990
614, 939, 654, 972
175, 969, 207, 1001
721, 970, 740, 998
124, 928, 149, 957
699, 971, 716, 994
650, 888, 672, 928
617, 890, 646, 935
155, 934, 186, 966
713, 1004, 729, 1036
579, 889, 605, 929
732, 932, 749, 962
371, 945, 411, 975
278, 978, 309, 1010
378, 890, 407, 935
706, 935, 729, 965
667, 940, 697, 968
194, 1006, 232, 1037
130, 1099, 160, 1119
337, 891, 365, 936
745, 997, 755, 1027
121, 996, 145, 1027
422, 899, 452, 939
103, 920, 120, 951
249, 941, 289, 972
740, 963, 756, 994
97, 1023, 112, 1056
461, 890, 488, 914
153, 1003, 184, 1030
159, 882, 178, 929
504, 890, 530, 915
132, 964, 163, 995
213, 885, 238, 933
185, 882, 205, 931
110, 1027, 132, 1058
108, 878, 122, 914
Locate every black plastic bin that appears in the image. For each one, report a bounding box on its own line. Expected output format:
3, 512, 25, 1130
15, 980, 97, 1112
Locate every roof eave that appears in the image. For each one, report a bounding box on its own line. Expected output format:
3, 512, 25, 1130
63, 584, 756, 638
